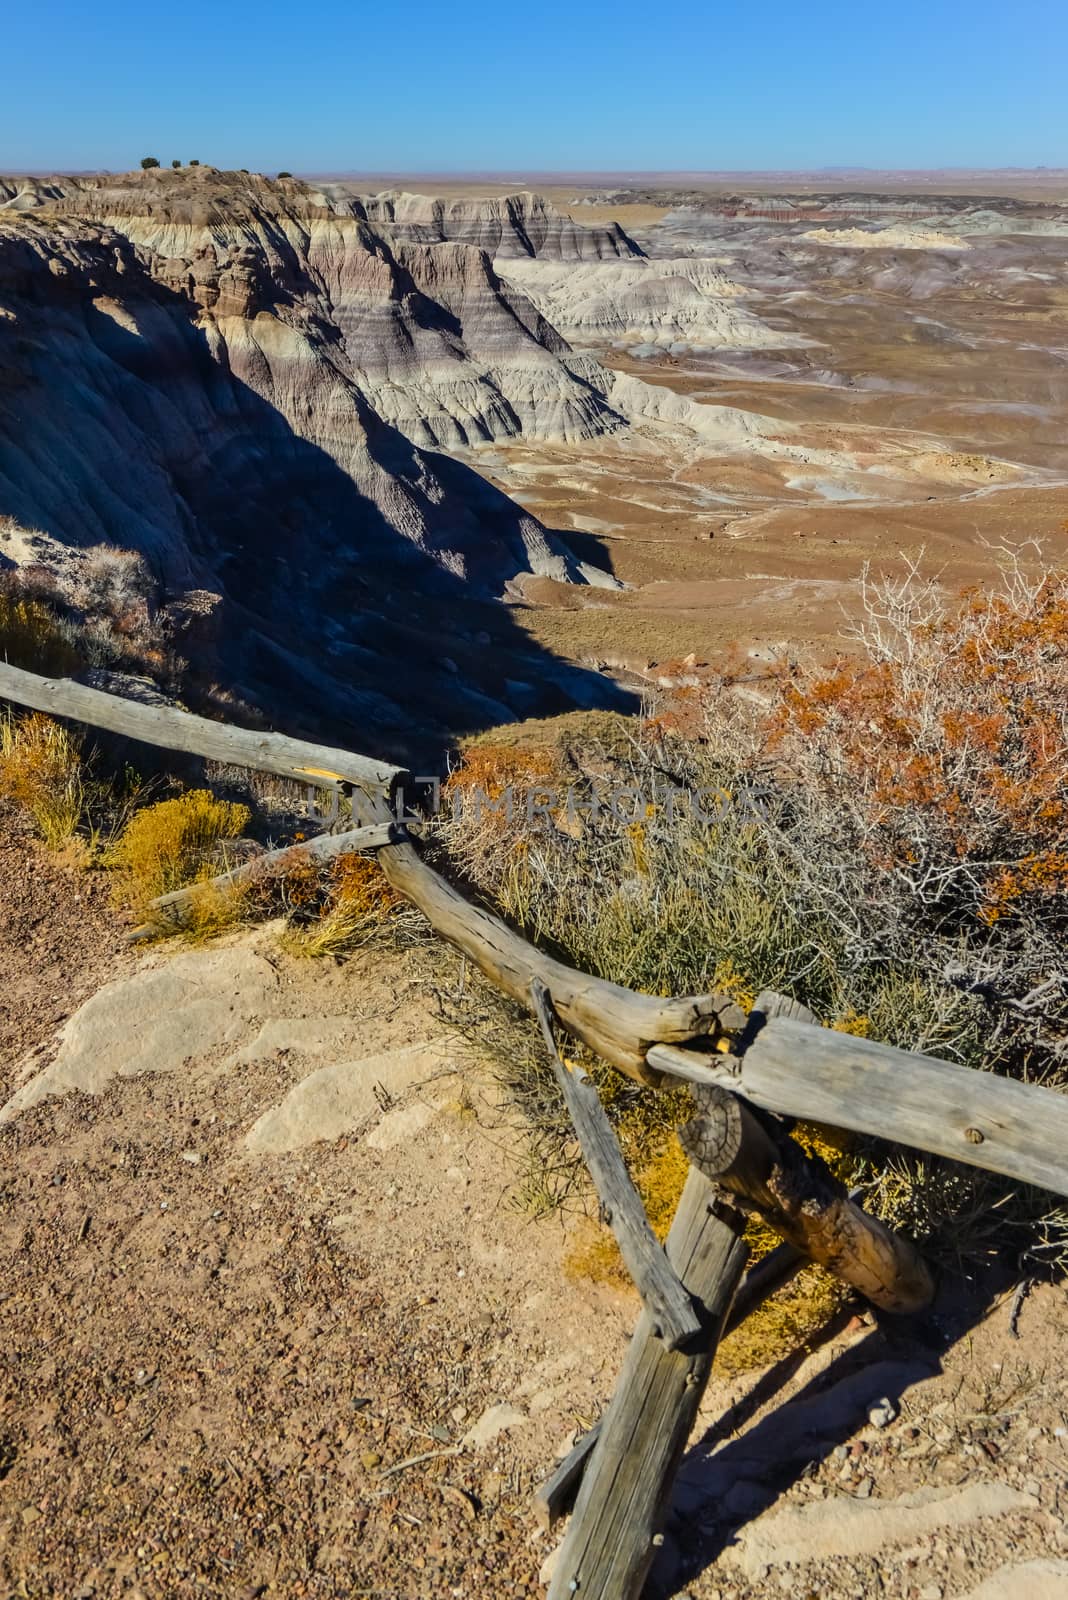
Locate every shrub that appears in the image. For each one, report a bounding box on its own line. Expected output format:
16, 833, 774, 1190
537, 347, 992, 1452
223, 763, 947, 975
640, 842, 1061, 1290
332, 852, 402, 917
190, 160, 200, 167
140, 156, 160, 170
0, 550, 181, 688
277, 170, 292, 179
110, 788, 250, 907
73, 544, 156, 616
282, 851, 406, 958
51, 545, 185, 687
0, 713, 86, 848
770, 557, 1068, 1087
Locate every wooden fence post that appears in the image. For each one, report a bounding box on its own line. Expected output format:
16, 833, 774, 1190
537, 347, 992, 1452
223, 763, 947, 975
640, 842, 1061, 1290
533, 1232, 809, 1534
547, 1168, 748, 1600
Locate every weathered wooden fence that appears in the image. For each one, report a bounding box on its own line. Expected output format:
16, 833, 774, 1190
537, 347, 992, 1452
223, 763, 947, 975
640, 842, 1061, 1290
4, 659, 1068, 1600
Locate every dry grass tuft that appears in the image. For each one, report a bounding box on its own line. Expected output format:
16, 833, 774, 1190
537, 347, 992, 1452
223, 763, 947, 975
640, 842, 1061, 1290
280, 852, 413, 959
0, 712, 87, 848
165, 880, 248, 942
0, 588, 81, 677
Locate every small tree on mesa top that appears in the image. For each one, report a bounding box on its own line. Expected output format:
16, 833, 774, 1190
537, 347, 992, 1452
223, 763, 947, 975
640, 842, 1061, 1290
277, 171, 292, 179
171, 158, 181, 169
140, 156, 160, 169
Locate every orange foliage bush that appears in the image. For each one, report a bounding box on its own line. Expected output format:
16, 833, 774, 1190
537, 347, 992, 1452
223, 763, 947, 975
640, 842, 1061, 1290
774, 570, 1068, 935
330, 853, 400, 918
445, 743, 560, 804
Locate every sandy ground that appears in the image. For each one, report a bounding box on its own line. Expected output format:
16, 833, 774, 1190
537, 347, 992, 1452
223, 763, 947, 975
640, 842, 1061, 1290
2, 831, 1068, 1600
0, 803, 133, 1098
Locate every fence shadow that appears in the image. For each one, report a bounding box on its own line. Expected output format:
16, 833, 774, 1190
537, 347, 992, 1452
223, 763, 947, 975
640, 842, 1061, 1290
657, 1263, 1011, 1595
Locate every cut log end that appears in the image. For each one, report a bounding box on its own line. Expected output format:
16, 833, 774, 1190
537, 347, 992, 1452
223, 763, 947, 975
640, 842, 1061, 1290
680, 1087, 934, 1316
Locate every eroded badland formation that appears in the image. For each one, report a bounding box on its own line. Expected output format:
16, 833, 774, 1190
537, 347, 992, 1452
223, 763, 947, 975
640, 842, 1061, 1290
3, 165, 1067, 746
2, 165, 1068, 1600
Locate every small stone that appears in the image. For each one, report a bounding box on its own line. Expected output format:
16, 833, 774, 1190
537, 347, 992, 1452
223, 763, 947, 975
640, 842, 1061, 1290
360, 1451, 382, 1470
868, 1398, 897, 1429
480, 1470, 503, 1504
919, 1586, 942, 1600
855, 1476, 874, 1498
180, 1150, 201, 1165
21, 1505, 41, 1525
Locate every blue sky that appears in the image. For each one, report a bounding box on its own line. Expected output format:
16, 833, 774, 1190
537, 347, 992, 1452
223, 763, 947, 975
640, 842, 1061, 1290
3, 0, 1065, 173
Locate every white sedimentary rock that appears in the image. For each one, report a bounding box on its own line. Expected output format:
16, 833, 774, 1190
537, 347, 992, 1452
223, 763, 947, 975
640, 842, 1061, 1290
501, 256, 791, 351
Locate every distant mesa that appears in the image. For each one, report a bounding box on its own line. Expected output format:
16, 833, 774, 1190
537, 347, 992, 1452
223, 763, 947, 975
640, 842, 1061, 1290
337, 187, 646, 262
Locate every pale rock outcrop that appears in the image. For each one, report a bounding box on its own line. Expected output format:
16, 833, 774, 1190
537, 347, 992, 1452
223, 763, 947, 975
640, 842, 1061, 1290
501, 256, 792, 351
243, 1040, 454, 1153
959, 1561, 1068, 1600
0, 946, 279, 1122
727, 1483, 1039, 1578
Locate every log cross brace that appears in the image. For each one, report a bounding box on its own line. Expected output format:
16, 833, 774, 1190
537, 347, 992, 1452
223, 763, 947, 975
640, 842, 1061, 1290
658, 991, 936, 1316
529, 978, 702, 1351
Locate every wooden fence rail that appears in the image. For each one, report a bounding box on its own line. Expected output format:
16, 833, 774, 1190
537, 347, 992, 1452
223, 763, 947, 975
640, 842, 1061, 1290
5, 663, 1066, 1197
0, 661, 404, 795
546, 1169, 749, 1600
650, 1018, 1068, 1201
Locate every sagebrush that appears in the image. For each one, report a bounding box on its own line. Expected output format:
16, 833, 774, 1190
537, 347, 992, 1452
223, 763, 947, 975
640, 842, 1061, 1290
439, 553, 1068, 1269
